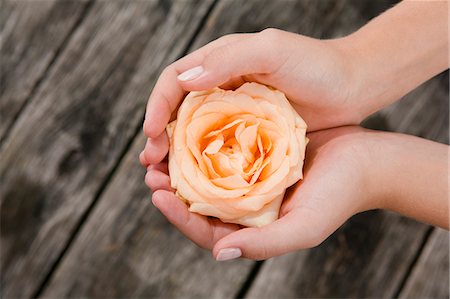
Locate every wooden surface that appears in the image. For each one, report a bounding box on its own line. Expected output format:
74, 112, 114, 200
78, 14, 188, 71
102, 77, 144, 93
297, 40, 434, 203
0, 0, 90, 143
1, 1, 448, 298
399, 229, 449, 299
1, 1, 215, 297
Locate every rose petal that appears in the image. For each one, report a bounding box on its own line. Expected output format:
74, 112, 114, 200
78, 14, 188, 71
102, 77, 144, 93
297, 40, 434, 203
204, 118, 245, 139
202, 133, 224, 179
236, 122, 259, 163
202, 153, 220, 179
181, 151, 252, 198
237, 82, 305, 130
222, 92, 265, 117
249, 157, 271, 185
249, 157, 290, 194
186, 112, 226, 174
208, 152, 236, 177
192, 99, 244, 119
260, 136, 289, 180
286, 134, 308, 187
224, 193, 285, 227
211, 173, 250, 189
204, 133, 224, 154
189, 202, 238, 219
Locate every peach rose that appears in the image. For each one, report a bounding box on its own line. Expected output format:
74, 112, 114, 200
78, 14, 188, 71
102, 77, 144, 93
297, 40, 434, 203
167, 82, 307, 227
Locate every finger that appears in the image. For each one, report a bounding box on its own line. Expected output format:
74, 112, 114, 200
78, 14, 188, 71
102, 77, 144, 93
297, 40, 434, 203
152, 190, 239, 249
177, 34, 285, 91
218, 76, 247, 90
143, 34, 248, 139
143, 132, 169, 165
212, 207, 325, 261
139, 150, 149, 167
140, 150, 168, 169
145, 170, 172, 192
147, 161, 168, 174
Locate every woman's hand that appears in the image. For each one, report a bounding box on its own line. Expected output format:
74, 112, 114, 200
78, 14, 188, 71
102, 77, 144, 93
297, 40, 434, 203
141, 0, 448, 167
145, 127, 380, 260
145, 126, 448, 260
140, 0, 449, 260
140, 29, 361, 167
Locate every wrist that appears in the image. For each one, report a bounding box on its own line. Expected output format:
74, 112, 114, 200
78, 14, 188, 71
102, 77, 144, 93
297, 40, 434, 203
362, 132, 402, 211
336, 0, 449, 120
326, 36, 370, 123
361, 131, 448, 228
353, 130, 392, 211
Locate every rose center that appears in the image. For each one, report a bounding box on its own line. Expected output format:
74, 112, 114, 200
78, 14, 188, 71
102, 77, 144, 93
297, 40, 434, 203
201, 119, 270, 184
219, 139, 250, 173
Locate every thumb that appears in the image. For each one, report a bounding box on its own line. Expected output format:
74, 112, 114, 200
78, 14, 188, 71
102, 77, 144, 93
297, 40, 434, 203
212, 208, 328, 261
177, 32, 284, 90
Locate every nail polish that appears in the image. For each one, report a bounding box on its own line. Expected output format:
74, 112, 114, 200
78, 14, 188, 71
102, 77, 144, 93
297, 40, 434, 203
177, 66, 204, 81
216, 248, 242, 261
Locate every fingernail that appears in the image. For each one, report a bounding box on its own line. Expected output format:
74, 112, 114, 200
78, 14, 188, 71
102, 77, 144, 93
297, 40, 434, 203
216, 248, 242, 261
177, 66, 204, 81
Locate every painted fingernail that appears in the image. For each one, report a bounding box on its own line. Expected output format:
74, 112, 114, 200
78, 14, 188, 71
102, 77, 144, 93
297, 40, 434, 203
216, 248, 242, 261
177, 66, 204, 81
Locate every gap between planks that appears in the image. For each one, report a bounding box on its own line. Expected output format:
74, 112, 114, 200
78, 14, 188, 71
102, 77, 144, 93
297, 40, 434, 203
392, 226, 435, 298
0, 0, 94, 151
32, 0, 221, 297
234, 260, 265, 298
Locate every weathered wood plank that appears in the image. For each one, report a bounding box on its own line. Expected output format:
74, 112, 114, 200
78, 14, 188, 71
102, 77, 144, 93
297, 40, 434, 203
246, 213, 427, 298
0, 0, 90, 142
244, 75, 449, 298
0, 1, 214, 298
40, 133, 254, 298
399, 228, 449, 299
191, 0, 397, 47
38, 0, 425, 298
383, 71, 449, 143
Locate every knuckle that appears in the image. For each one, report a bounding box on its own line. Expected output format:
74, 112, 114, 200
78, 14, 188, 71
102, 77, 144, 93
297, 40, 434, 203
208, 44, 231, 62
259, 28, 282, 42
258, 244, 270, 260
254, 28, 284, 72
215, 33, 239, 44
161, 64, 173, 78
143, 123, 154, 138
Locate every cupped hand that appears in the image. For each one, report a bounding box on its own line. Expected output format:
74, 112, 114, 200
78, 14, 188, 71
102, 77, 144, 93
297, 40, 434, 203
140, 29, 362, 167
145, 126, 381, 260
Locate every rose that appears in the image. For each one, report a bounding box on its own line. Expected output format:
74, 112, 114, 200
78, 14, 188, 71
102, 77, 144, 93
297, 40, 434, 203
167, 82, 307, 227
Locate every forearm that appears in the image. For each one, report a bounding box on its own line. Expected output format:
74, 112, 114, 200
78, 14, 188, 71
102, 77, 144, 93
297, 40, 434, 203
343, 0, 449, 117
368, 132, 449, 229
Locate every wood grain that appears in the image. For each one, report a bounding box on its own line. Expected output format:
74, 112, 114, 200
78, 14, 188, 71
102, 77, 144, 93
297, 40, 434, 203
399, 228, 449, 299
191, 0, 397, 48
3, 0, 448, 298
0, 0, 90, 142
39, 1, 435, 298
40, 133, 254, 298
246, 213, 426, 298
0, 1, 214, 297
364, 71, 449, 144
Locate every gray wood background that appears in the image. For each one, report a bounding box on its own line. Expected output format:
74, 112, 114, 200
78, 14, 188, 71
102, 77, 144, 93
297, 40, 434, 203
1, 0, 448, 298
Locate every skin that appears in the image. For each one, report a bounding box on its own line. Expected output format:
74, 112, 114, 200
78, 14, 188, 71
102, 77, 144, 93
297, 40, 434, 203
140, 0, 449, 260
144, 127, 448, 260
